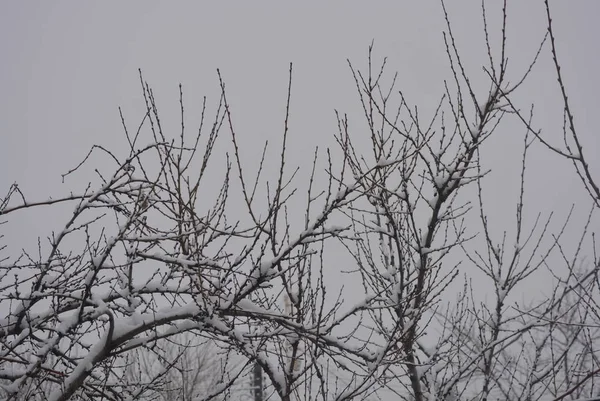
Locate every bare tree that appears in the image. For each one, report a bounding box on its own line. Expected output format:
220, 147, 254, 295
0, 68, 375, 401
1, 1, 598, 401
325, 2, 599, 401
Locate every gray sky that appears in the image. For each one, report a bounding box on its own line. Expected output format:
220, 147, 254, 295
1, 1, 598, 305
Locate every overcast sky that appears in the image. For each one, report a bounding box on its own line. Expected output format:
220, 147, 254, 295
1, 1, 598, 305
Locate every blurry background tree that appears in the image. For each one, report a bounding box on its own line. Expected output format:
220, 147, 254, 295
121, 334, 246, 401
